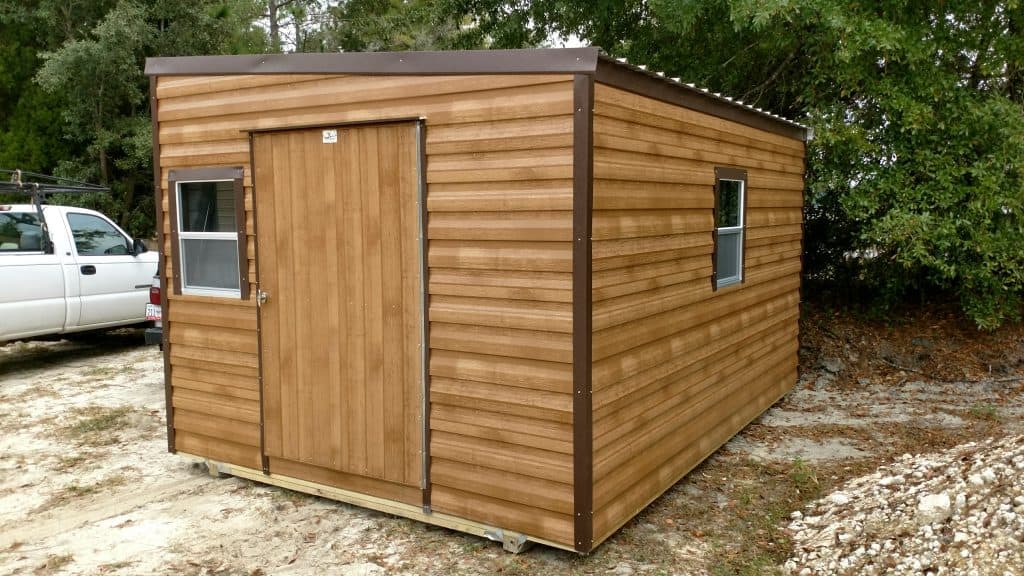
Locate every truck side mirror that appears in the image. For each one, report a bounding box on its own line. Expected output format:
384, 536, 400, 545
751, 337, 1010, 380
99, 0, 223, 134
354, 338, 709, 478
132, 238, 148, 256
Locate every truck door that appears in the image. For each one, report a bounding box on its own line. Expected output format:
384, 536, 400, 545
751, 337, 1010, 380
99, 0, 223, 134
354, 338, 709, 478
0, 210, 66, 341
64, 211, 153, 327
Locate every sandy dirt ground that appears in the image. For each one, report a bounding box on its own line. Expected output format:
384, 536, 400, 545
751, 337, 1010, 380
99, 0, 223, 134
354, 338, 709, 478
1, 326, 1022, 575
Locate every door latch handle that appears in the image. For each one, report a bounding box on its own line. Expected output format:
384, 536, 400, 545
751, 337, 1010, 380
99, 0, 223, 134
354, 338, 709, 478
256, 289, 268, 307
80, 265, 96, 275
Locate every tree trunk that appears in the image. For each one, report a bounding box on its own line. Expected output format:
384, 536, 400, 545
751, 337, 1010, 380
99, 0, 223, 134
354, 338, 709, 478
98, 147, 109, 185
269, 0, 281, 51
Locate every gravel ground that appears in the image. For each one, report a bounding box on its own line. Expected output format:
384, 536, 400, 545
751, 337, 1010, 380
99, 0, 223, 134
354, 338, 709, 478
785, 435, 1024, 575
1, 313, 1022, 575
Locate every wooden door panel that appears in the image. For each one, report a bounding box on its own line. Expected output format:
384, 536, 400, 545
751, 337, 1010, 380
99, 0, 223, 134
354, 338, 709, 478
253, 123, 422, 487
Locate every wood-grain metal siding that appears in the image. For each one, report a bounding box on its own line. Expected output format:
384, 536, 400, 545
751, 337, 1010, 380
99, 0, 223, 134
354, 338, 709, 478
155, 73, 575, 547
589, 83, 804, 545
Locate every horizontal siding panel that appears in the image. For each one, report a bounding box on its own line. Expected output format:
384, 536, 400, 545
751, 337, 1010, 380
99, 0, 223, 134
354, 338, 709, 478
593, 277, 708, 331
592, 210, 711, 240
594, 325, 797, 453
171, 364, 258, 392
432, 485, 573, 546
430, 352, 573, 393
431, 430, 572, 484
594, 306, 798, 417
594, 155, 715, 185
593, 348, 797, 509
593, 265, 710, 302
172, 387, 259, 423
594, 132, 804, 175
172, 375, 259, 401
430, 377, 572, 419
592, 370, 794, 542
156, 74, 339, 99
594, 179, 714, 210
596, 98, 803, 162
168, 323, 257, 354
170, 343, 258, 370
432, 458, 572, 514
174, 430, 262, 469
428, 211, 572, 241
160, 81, 574, 145
429, 295, 572, 333
430, 322, 572, 364
431, 389, 572, 425
748, 189, 804, 208
595, 84, 806, 154
426, 116, 574, 154
428, 180, 573, 212
428, 240, 572, 272
429, 268, 571, 303
159, 74, 570, 122
747, 208, 803, 227
431, 417, 572, 456
593, 288, 800, 389
173, 408, 259, 446
594, 113, 806, 169
431, 403, 572, 446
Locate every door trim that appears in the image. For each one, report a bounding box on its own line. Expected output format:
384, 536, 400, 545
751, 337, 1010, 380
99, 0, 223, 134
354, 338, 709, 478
415, 120, 431, 513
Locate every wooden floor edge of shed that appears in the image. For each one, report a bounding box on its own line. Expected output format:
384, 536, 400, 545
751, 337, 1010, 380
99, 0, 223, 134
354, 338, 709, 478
174, 451, 575, 554
590, 378, 795, 548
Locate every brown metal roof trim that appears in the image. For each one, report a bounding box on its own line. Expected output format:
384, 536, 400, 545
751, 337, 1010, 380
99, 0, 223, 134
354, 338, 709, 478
145, 47, 809, 141
572, 73, 595, 554
145, 47, 599, 77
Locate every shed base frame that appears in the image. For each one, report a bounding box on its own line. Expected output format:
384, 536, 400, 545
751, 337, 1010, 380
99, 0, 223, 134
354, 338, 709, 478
178, 452, 560, 554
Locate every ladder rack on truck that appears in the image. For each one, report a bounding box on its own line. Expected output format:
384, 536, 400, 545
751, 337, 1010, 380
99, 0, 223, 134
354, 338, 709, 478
0, 169, 109, 254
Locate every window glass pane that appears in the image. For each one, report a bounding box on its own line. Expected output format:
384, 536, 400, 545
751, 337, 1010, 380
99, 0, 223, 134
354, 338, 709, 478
717, 180, 743, 228
180, 181, 236, 233
717, 230, 742, 282
67, 213, 129, 256
182, 238, 239, 290
0, 212, 43, 252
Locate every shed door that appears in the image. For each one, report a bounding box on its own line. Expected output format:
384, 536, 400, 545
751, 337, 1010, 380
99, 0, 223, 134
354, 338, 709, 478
252, 123, 423, 487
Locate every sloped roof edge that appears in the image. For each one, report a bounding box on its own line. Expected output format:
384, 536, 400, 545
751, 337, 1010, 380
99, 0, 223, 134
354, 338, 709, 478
146, 47, 810, 141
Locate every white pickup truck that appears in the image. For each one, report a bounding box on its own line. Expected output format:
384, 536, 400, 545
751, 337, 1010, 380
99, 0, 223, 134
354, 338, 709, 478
0, 203, 158, 344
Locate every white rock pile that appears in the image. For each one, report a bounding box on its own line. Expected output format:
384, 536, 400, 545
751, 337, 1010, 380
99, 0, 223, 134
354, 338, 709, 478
784, 435, 1024, 575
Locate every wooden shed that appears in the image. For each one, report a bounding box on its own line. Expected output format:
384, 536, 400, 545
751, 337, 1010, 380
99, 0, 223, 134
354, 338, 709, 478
145, 47, 809, 553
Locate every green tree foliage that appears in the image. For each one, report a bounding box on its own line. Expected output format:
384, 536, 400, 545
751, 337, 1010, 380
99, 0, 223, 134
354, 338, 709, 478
456, 0, 1024, 328
0, 0, 267, 236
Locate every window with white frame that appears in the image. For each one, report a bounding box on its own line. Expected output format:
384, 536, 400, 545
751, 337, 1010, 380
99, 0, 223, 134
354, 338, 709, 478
176, 179, 241, 296
714, 168, 747, 290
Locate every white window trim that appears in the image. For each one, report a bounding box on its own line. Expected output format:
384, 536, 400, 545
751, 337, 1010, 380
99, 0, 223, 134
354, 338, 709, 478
176, 179, 241, 297
716, 178, 745, 289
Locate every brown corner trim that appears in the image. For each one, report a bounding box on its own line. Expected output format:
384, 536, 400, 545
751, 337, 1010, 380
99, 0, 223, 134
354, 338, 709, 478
572, 73, 595, 554
595, 57, 808, 142
146, 47, 600, 77
151, 76, 175, 454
